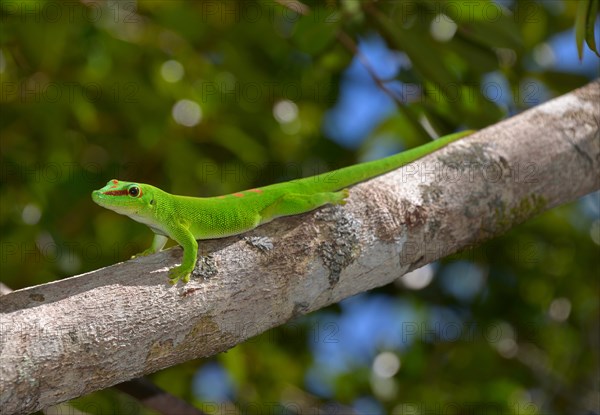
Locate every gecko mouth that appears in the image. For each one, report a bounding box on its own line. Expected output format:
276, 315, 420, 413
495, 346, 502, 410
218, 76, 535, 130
91, 190, 130, 212
92, 190, 110, 202
101, 190, 129, 196
91, 190, 104, 203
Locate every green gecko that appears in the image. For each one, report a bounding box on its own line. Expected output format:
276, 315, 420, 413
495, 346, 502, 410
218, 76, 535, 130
92, 130, 473, 284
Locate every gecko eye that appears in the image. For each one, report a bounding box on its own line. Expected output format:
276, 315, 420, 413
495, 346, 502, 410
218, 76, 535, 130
128, 186, 140, 197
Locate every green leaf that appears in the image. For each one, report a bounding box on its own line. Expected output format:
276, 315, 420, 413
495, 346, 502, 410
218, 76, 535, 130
437, 0, 523, 50
532, 71, 592, 95
213, 125, 268, 164
291, 8, 341, 55
369, 112, 431, 149
445, 34, 499, 75
373, 9, 459, 91
457, 20, 523, 51
585, 0, 600, 57
422, 82, 505, 128
575, 0, 590, 60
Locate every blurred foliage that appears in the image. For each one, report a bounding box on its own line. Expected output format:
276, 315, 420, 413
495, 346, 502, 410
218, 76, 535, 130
0, 1, 598, 414
575, 0, 600, 58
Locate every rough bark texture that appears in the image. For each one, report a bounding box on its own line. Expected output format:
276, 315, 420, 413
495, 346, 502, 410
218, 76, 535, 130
1, 81, 599, 415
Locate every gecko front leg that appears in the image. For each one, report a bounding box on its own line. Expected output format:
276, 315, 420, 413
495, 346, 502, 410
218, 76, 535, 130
167, 225, 198, 284
131, 234, 168, 258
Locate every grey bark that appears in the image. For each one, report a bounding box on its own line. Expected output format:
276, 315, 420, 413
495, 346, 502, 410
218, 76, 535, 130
1, 81, 599, 415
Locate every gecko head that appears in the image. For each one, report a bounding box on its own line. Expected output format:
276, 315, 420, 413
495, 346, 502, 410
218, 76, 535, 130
92, 179, 159, 218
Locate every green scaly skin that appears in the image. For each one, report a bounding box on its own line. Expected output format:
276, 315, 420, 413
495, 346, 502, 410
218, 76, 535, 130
92, 130, 473, 284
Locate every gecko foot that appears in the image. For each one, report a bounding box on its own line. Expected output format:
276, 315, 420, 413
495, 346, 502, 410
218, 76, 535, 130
334, 188, 350, 205
168, 266, 191, 285
131, 248, 155, 259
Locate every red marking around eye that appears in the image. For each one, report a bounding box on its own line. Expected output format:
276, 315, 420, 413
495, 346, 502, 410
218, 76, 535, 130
233, 192, 244, 198
248, 188, 263, 194
103, 190, 129, 196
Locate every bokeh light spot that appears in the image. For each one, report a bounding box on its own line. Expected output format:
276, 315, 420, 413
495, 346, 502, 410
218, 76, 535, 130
22, 204, 41, 225
172, 99, 202, 127
273, 99, 298, 123
430, 14, 457, 42
399, 264, 435, 290
372, 351, 401, 378
161, 60, 184, 83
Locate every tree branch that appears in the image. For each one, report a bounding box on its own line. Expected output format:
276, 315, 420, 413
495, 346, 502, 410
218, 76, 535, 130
1, 81, 599, 415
